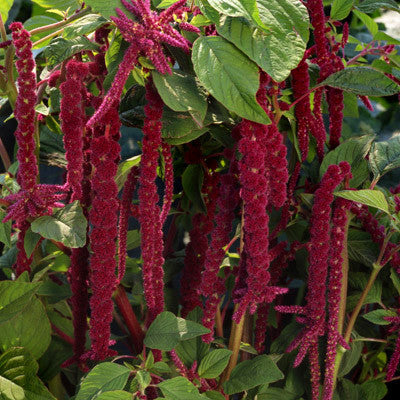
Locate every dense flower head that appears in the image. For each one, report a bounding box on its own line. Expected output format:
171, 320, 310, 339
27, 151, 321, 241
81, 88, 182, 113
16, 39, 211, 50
200, 169, 240, 342
384, 307, 400, 380
181, 172, 219, 317
138, 82, 166, 325
60, 60, 89, 202
86, 105, 121, 361
275, 162, 350, 400
160, 143, 174, 226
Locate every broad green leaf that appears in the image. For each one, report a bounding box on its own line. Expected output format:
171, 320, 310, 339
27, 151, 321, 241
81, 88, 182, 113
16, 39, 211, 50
24, 227, 42, 258
390, 268, 400, 295
115, 154, 141, 190
217, 15, 305, 83
347, 230, 379, 267
363, 309, 397, 325
126, 230, 141, 251
23, 15, 59, 46
256, 0, 309, 42
0, 210, 11, 247
320, 135, 374, 188
45, 36, 99, 67
157, 0, 181, 9
0, 348, 56, 400
257, 388, 298, 400
149, 361, 171, 375
335, 189, 389, 214
182, 164, 206, 213
197, 0, 220, 23
158, 376, 205, 400
0, 246, 17, 270
0, 281, 42, 324
320, 67, 400, 96
198, 349, 232, 378
144, 311, 210, 351
360, 380, 387, 400
0, 282, 51, 358
192, 36, 270, 125
96, 391, 133, 400
152, 70, 208, 127
31, 0, 80, 10
37, 280, 72, 303
223, 355, 283, 395
374, 31, 400, 45
369, 133, 400, 179
208, 0, 269, 33
338, 338, 363, 378
75, 363, 131, 400
162, 110, 209, 145
331, 0, 354, 20
204, 391, 226, 400
31, 201, 87, 248
136, 370, 151, 391
83, 0, 122, 18
356, 0, 400, 13
0, 0, 13, 23
353, 10, 378, 36
338, 379, 362, 400
63, 14, 108, 39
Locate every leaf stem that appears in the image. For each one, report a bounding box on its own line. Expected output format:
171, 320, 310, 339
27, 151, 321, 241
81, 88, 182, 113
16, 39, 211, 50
29, 7, 92, 36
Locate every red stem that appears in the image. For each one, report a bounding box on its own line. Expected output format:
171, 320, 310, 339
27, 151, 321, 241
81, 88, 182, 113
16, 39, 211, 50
113, 285, 145, 354
51, 323, 74, 345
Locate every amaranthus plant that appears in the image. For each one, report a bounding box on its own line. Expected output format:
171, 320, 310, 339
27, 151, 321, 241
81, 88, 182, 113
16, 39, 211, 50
2, 0, 400, 399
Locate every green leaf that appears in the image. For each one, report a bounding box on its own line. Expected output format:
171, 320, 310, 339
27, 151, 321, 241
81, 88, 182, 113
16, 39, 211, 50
197, 0, 220, 23
126, 230, 141, 251
356, 0, 400, 13
208, 0, 269, 33
144, 311, 210, 351
192, 36, 270, 124
158, 376, 205, 400
45, 36, 99, 67
182, 164, 206, 213
152, 70, 208, 127
363, 309, 397, 325
347, 230, 379, 267
223, 355, 283, 395
75, 363, 131, 400
63, 14, 108, 39
198, 349, 232, 379
31, 201, 87, 248
0, 347, 56, 400
330, 0, 354, 20
320, 67, 400, 96
217, 14, 306, 83
149, 361, 171, 375
162, 109, 209, 145
359, 380, 387, 400
96, 391, 133, 400
0, 282, 51, 359
37, 280, 72, 303
31, 0, 80, 10
157, 0, 181, 9
338, 338, 363, 378
390, 268, 400, 295
115, 155, 141, 191
257, 388, 298, 400
320, 135, 374, 188
369, 133, 400, 180
216, 0, 309, 82
0, 0, 13, 23
203, 391, 226, 400
83, 0, 123, 18
24, 227, 42, 258
352, 9, 378, 36
335, 189, 389, 214
136, 370, 151, 391
0, 210, 11, 247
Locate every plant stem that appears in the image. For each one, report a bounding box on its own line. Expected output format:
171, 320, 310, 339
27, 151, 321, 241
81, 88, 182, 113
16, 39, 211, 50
29, 7, 92, 36
218, 305, 245, 386
113, 285, 145, 354
32, 28, 64, 48
215, 306, 223, 338
332, 212, 351, 387
0, 137, 11, 170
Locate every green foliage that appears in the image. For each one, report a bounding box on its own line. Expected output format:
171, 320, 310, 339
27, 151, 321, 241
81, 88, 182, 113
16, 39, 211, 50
158, 376, 205, 400
144, 311, 210, 351
182, 164, 206, 213
223, 355, 283, 394
335, 189, 389, 214
197, 349, 232, 378
330, 0, 354, 20
363, 309, 397, 325
0, 210, 11, 247
31, 201, 87, 248
75, 363, 131, 400
0, 347, 56, 400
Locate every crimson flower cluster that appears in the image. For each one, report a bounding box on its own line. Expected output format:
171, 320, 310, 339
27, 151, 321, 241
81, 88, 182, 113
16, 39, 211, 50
180, 172, 219, 317
138, 83, 166, 325
276, 161, 351, 400
87, 0, 193, 128
86, 107, 121, 361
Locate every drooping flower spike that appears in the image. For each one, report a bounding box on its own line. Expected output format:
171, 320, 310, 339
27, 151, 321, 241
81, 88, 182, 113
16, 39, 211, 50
87, 0, 193, 128
275, 161, 351, 400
